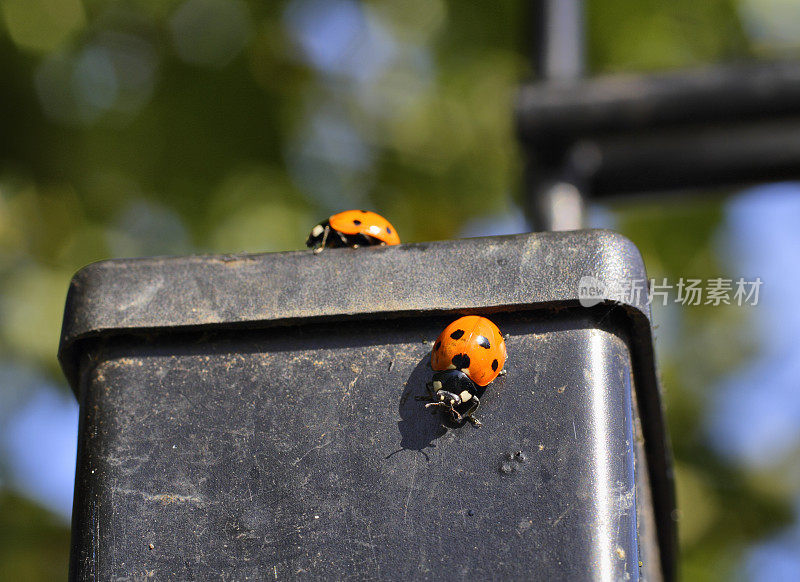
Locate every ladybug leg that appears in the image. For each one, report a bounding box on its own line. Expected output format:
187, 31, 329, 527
425, 401, 454, 419
416, 380, 438, 402
421, 382, 445, 415
313, 225, 331, 254
462, 396, 482, 427
448, 406, 465, 423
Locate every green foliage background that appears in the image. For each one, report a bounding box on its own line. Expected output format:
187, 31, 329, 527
0, 0, 797, 579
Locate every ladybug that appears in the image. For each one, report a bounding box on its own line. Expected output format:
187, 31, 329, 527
422, 315, 507, 427
306, 210, 400, 253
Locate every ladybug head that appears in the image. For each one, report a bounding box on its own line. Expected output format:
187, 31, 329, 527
435, 390, 462, 408
306, 222, 326, 248
423, 389, 462, 420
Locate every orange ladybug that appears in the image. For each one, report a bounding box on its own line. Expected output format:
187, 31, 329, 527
423, 315, 507, 426
431, 316, 507, 386
306, 210, 400, 253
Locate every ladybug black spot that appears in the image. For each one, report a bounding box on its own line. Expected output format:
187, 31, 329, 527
491, 359, 499, 371
386, 226, 392, 234
353, 219, 362, 225
476, 335, 490, 349
360, 209, 368, 213
452, 354, 470, 369
450, 329, 465, 340
434, 340, 441, 351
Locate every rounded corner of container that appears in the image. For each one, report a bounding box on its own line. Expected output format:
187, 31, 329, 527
68, 257, 116, 288
592, 229, 647, 274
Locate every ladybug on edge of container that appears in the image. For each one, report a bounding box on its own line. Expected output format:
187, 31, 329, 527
420, 315, 507, 427
306, 210, 400, 253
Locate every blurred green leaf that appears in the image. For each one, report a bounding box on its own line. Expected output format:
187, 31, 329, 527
0, 491, 70, 581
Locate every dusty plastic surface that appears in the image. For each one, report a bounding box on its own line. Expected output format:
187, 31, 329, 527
60, 230, 675, 581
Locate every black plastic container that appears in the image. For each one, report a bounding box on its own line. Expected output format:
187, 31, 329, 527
59, 230, 675, 581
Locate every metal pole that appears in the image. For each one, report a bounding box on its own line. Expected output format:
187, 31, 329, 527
533, 0, 584, 80
525, 0, 586, 231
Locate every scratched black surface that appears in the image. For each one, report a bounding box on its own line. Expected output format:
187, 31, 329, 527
70, 312, 641, 581
61, 232, 677, 580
